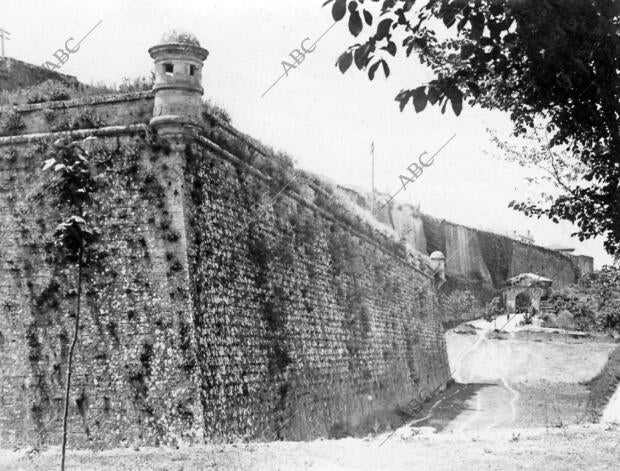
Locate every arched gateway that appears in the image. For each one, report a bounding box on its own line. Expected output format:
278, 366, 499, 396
504, 273, 553, 314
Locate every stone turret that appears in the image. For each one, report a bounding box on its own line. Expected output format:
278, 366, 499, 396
148, 30, 208, 138
430, 251, 446, 289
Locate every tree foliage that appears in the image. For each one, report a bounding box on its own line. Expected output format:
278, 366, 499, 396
579, 265, 620, 331
483, 295, 502, 322
543, 265, 620, 332
328, 0, 620, 254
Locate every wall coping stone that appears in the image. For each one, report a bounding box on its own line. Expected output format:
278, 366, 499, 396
0, 124, 147, 146
0, 91, 153, 113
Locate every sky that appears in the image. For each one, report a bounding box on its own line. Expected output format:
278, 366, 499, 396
0, 0, 612, 268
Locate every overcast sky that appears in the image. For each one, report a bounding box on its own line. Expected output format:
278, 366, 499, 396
1, 0, 612, 268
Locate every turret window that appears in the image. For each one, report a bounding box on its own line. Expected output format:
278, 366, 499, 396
189, 65, 196, 76
163, 63, 174, 75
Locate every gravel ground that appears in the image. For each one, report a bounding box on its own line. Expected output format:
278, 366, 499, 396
2, 424, 619, 471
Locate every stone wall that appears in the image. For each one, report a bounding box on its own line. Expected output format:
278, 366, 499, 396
185, 133, 448, 440
0, 98, 450, 446
571, 254, 594, 277
367, 203, 587, 293
0, 129, 203, 448
0, 92, 153, 137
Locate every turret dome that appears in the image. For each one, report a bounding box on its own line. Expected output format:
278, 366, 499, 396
158, 29, 201, 47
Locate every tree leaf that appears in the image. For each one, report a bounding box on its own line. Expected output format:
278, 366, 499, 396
337, 51, 353, 73
395, 90, 411, 111
442, 8, 457, 28
490, 3, 503, 16
349, 10, 363, 37
470, 12, 485, 40
412, 87, 427, 112
466, 81, 481, 97
363, 9, 373, 25
427, 85, 440, 105
449, 87, 463, 116
368, 60, 381, 80
381, 59, 390, 78
376, 18, 392, 39
383, 41, 397, 56
381, 0, 396, 13
332, 0, 347, 21
460, 43, 475, 59
354, 43, 371, 69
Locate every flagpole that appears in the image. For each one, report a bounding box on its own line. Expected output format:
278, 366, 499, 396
371, 142, 375, 214
0, 29, 10, 57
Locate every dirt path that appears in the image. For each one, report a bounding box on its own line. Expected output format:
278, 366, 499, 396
439, 318, 617, 433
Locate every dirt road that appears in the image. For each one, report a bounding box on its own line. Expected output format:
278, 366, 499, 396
429, 317, 617, 433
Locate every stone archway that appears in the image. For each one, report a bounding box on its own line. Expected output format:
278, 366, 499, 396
515, 291, 532, 313
503, 273, 553, 314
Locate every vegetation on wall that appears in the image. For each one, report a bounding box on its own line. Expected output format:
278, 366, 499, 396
439, 289, 482, 325
0, 76, 155, 107
0, 110, 26, 136
2, 131, 202, 448
182, 137, 444, 441
420, 214, 445, 255
202, 122, 411, 266
44, 108, 107, 133
477, 230, 513, 288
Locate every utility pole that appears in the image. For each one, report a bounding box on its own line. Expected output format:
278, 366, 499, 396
371, 141, 375, 214
0, 28, 10, 57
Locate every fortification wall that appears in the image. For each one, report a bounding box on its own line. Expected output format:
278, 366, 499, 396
0, 103, 450, 446
359, 205, 586, 324
571, 254, 594, 276
0, 92, 153, 137
184, 126, 449, 440
372, 208, 582, 291
0, 129, 203, 448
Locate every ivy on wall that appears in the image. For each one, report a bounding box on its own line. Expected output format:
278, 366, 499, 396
1, 110, 449, 446
182, 136, 446, 441
1, 132, 201, 448
477, 230, 514, 288
420, 214, 446, 255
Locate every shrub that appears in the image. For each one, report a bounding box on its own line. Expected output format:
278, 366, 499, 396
24, 80, 73, 104
440, 289, 482, 322
556, 309, 575, 330
547, 291, 597, 331
202, 99, 232, 123
117, 74, 154, 93
483, 296, 504, 322
1, 110, 25, 135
